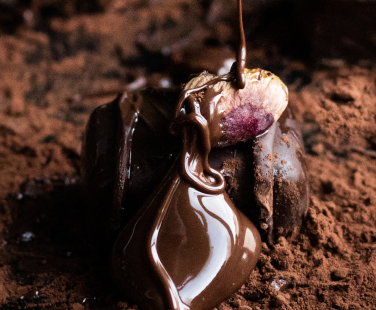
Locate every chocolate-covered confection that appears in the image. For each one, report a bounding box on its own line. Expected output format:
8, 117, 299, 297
111, 92, 261, 310
81, 87, 308, 249
81, 1, 308, 308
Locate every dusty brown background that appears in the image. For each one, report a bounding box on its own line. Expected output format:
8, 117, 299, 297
0, 0, 376, 309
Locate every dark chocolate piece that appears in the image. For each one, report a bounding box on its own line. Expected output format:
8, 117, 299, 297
81, 88, 181, 249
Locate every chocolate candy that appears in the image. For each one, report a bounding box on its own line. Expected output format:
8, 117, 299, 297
81, 87, 309, 248
80, 71, 308, 309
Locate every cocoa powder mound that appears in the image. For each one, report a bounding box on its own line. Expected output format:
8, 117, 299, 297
0, 1, 376, 310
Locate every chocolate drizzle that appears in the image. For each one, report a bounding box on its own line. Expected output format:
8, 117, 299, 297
171, 76, 234, 194
174, 76, 232, 118
112, 147, 261, 310
236, 0, 246, 89
170, 0, 248, 190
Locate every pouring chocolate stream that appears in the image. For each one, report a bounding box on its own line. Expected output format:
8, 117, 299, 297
236, 0, 246, 89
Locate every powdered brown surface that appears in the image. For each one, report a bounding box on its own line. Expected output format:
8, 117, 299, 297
0, 1, 376, 309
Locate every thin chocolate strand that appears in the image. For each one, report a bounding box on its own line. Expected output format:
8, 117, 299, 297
236, 0, 246, 89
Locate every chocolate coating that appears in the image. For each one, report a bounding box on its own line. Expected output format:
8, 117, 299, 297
81, 97, 120, 248
111, 96, 261, 309
112, 164, 261, 310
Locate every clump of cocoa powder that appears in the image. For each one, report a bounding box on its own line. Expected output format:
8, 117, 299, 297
221, 158, 243, 195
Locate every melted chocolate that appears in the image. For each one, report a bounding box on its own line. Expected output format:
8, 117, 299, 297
112, 163, 261, 310
171, 95, 225, 194
173, 75, 234, 148
236, 0, 246, 89
111, 92, 261, 310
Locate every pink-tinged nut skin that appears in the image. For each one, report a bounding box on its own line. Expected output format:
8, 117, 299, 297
182, 68, 288, 147
221, 104, 274, 147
